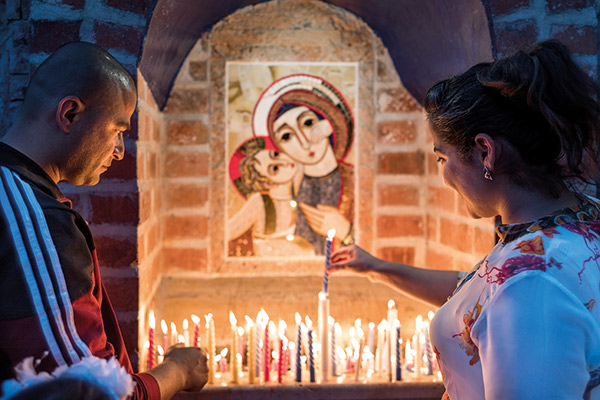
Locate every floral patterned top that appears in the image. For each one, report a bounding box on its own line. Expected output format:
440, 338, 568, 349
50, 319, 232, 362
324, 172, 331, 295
430, 196, 600, 399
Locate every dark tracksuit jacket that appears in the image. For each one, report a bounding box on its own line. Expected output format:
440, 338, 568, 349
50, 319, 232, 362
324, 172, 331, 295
0, 143, 160, 399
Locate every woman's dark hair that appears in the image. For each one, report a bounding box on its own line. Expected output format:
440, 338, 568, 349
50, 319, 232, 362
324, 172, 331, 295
424, 40, 600, 197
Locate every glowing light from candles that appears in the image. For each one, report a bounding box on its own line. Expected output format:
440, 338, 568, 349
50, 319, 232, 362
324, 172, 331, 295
191, 314, 201, 347
428, 310, 436, 321
295, 312, 302, 382
286, 234, 294, 241
183, 318, 190, 346
230, 311, 239, 384
178, 334, 185, 344
290, 200, 297, 208
305, 316, 315, 383
161, 319, 168, 351
157, 345, 164, 364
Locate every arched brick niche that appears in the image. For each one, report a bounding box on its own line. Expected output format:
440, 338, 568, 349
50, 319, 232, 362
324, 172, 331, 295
136, 0, 497, 370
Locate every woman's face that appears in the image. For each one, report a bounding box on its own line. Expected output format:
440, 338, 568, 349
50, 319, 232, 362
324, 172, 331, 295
430, 126, 496, 219
253, 149, 297, 184
271, 106, 332, 165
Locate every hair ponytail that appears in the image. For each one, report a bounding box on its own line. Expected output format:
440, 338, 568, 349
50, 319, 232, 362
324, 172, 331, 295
425, 39, 600, 197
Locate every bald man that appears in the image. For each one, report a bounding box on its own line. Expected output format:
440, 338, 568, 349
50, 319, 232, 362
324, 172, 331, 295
0, 42, 207, 399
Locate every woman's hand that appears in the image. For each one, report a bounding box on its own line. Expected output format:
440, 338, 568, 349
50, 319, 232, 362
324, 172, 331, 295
328, 244, 382, 281
298, 202, 351, 240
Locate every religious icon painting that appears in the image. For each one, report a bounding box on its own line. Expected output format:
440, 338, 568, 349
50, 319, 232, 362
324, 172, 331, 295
226, 62, 358, 259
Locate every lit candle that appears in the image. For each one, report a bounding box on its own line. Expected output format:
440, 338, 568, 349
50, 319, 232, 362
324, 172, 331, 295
295, 313, 302, 382
329, 317, 336, 377
205, 313, 215, 384
178, 333, 185, 344
306, 316, 315, 383
245, 316, 255, 384
161, 319, 168, 352
415, 315, 423, 377
318, 291, 330, 382
387, 300, 398, 381
323, 228, 336, 294
424, 321, 433, 375
256, 310, 266, 381
386, 323, 392, 382
191, 314, 201, 347
157, 345, 164, 364
355, 334, 364, 382
376, 319, 385, 377
367, 322, 375, 352
148, 311, 155, 370
230, 311, 239, 384
278, 320, 287, 383
182, 318, 190, 347
238, 326, 245, 367
170, 322, 177, 346
395, 319, 402, 381
219, 348, 229, 373
264, 313, 270, 382
334, 322, 341, 377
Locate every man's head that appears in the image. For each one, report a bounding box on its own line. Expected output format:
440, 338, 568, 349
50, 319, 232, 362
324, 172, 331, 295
15, 42, 136, 185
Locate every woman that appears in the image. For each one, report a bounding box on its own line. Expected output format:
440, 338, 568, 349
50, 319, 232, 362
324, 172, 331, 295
329, 40, 600, 399
253, 74, 355, 254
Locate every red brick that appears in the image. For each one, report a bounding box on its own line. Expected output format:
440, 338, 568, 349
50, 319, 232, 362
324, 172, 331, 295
90, 193, 139, 224
488, 0, 530, 15
167, 120, 209, 145
427, 185, 455, 212
148, 152, 158, 179
189, 61, 208, 81
427, 214, 438, 241
165, 152, 209, 177
377, 152, 425, 175
473, 226, 497, 256
377, 88, 420, 112
95, 234, 137, 268
426, 248, 454, 271
101, 148, 136, 181
440, 218, 473, 253
376, 246, 415, 265
165, 183, 209, 208
551, 25, 596, 55
377, 184, 419, 206
495, 20, 538, 57
94, 22, 143, 56
162, 247, 208, 272
152, 118, 160, 142
547, 0, 593, 13
146, 223, 159, 256
377, 120, 417, 144
31, 20, 81, 53
103, 277, 139, 312
163, 89, 208, 114
377, 215, 424, 238
164, 215, 208, 240
139, 189, 152, 223
105, 0, 152, 14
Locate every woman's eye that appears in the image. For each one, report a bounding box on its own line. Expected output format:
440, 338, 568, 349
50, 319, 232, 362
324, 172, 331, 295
436, 157, 446, 164
303, 118, 314, 127
280, 132, 291, 142
271, 151, 279, 158
269, 165, 279, 175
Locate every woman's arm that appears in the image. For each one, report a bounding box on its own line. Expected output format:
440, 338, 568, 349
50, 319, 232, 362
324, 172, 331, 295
329, 245, 459, 307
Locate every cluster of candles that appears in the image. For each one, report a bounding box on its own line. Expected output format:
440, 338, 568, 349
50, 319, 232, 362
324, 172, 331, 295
145, 230, 440, 383
146, 302, 440, 384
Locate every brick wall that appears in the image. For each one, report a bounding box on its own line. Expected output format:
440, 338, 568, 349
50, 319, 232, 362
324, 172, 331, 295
1, 0, 598, 372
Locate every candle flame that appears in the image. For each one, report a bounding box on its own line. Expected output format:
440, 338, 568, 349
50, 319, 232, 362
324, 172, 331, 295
183, 318, 189, 330
286, 234, 294, 241
191, 314, 200, 324
305, 316, 312, 328
318, 291, 327, 301
295, 312, 302, 324
220, 348, 228, 357
238, 326, 244, 336
428, 310, 436, 321
245, 315, 253, 326
394, 319, 401, 328
327, 228, 336, 239
349, 326, 356, 338
170, 322, 177, 333
335, 322, 341, 335
416, 314, 423, 331
387, 299, 396, 309
279, 320, 287, 337
354, 318, 361, 329
268, 320, 276, 333
377, 320, 386, 330
161, 319, 168, 334
328, 315, 335, 325
178, 334, 185, 343
289, 341, 295, 351
229, 311, 237, 326
148, 311, 155, 329
157, 345, 164, 356
368, 322, 375, 330
290, 200, 297, 208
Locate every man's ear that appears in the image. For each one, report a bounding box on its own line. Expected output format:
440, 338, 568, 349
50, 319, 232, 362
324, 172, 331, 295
473, 133, 499, 171
56, 96, 85, 133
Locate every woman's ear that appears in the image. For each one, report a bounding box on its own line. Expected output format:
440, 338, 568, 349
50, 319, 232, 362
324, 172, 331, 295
474, 133, 498, 171
56, 96, 85, 133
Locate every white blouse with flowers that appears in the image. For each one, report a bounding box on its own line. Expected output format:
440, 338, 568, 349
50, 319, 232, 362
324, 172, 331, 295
430, 196, 600, 400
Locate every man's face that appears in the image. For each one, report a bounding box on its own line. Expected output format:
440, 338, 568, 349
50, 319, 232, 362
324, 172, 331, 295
64, 89, 136, 186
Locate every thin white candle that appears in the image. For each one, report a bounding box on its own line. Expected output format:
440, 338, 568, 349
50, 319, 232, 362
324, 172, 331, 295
182, 318, 190, 347
318, 291, 330, 382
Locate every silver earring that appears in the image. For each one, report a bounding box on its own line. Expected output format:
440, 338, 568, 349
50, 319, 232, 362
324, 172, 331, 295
484, 166, 493, 181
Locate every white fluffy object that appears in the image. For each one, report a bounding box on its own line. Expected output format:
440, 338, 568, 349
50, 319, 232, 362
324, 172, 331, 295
1, 356, 134, 400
